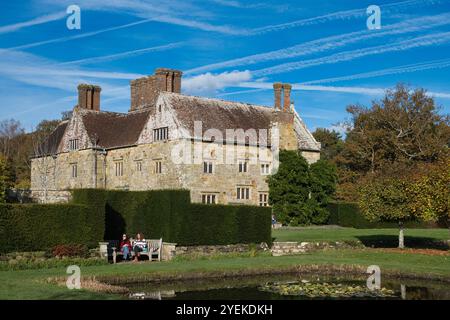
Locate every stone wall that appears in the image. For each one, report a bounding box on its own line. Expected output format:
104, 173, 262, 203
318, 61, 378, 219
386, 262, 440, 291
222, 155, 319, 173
31, 139, 275, 206
271, 241, 364, 256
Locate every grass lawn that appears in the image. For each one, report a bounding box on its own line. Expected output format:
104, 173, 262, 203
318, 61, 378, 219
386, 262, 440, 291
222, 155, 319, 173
1, 248, 449, 300
272, 228, 449, 248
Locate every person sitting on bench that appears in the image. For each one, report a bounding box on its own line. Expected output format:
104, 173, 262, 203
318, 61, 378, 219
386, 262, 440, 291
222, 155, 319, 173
132, 233, 147, 262
119, 234, 132, 261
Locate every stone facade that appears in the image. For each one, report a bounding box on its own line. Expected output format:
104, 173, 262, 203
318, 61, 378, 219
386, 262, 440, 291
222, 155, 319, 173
31, 68, 321, 204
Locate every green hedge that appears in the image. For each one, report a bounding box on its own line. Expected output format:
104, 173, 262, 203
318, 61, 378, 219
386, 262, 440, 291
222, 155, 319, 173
0, 203, 104, 253
72, 189, 272, 246
327, 202, 438, 229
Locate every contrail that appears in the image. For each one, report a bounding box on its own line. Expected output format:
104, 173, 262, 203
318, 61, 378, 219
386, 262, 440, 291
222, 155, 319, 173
59, 42, 185, 66
3, 19, 154, 51
186, 12, 450, 75
0, 12, 66, 34
302, 58, 450, 85
247, 0, 441, 35
252, 31, 450, 76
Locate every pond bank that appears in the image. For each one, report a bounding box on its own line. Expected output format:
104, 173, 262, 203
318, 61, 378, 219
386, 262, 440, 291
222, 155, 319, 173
3, 249, 449, 300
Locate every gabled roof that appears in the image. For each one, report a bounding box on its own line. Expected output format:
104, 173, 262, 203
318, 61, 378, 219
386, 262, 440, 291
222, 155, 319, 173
161, 92, 320, 150
161, 92, 275, 145
80, 109, 151, 149
34, 121, 68, 156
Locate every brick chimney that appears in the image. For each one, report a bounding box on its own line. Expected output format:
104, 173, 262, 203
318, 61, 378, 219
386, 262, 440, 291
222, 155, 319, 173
273, 83, 283, 110
130, 68, 183, 112
283, 83, 292, 112
78, 84, 101, 111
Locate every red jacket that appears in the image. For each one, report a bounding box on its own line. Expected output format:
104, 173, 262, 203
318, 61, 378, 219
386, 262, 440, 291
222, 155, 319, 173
120, 239, 132, 251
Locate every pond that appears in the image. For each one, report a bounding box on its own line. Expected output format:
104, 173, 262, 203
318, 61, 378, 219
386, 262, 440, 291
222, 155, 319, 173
122, 274, 450, 300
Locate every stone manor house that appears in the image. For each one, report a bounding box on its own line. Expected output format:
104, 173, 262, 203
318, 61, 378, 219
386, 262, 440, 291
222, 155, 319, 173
31, 68, 321, 205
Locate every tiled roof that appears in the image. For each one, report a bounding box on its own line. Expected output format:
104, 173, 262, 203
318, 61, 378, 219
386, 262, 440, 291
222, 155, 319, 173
36, 91, 320, 156
34, 121, 68, 156
80, 109, 151, 148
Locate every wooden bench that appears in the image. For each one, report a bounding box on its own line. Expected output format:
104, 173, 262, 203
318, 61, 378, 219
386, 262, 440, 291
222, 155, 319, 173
112, 238, 162, 263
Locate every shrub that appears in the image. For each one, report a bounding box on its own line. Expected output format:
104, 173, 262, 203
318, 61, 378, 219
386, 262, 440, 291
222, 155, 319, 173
51, 244, 89, 258
0, 257, 107, 271
328, 202, 438, 229
0, 203, 104, 253
72, 189, 271, 246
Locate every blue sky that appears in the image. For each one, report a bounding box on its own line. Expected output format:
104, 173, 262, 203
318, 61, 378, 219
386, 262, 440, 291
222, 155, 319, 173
0, 0, 449, 133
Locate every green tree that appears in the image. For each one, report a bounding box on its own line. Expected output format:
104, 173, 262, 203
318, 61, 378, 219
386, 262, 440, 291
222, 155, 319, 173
0, 154, 14, 202
268, 151, 336, 226
268, 151, 310, 225
312, 128, 344, 161
309, 160, 338, 224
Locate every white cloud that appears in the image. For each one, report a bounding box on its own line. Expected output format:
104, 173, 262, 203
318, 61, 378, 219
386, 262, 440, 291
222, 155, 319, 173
236, 81, 450, 99
0, 49, 142, 94
328, 123, 352, 136
183, 71, 252, 96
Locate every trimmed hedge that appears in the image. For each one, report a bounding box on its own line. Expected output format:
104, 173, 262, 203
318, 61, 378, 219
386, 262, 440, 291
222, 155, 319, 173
0, 203, 104, 253
72, 189, 272, 246
327, 202, 438, 229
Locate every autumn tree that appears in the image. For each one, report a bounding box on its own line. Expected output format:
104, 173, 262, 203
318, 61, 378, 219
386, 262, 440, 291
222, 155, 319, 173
343, 85, 449, 174
409, 160, 450, 236
359, 177, 414, 248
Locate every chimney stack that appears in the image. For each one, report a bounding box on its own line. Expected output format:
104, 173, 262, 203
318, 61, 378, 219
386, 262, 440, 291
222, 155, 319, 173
273, 83, 283, 110
283, 83, 292, 112
78, 84, 101, 111
130, 68, 183, 112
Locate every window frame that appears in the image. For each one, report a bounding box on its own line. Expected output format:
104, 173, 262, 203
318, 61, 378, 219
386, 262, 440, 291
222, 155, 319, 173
153, 127, 169, 142
238, 160, 248, 173
155, 161, 162, 174
259, 192, 269, 207
260, 163, 271, 175
69, 139, 79, 151
203, 161, 214, 174
201, 194, 217, 204
236, 187, 250, 200
71, 163, 78, 178
115, 161, 124, 177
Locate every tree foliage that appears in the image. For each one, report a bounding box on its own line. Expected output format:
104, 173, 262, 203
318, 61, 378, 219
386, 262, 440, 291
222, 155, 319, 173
359, 177, 414, 224
0, 154, 15, 202
312, 128, 344, 161
409, 160, 450, 225
343, 85, 449, 174
268, 150, 337, 226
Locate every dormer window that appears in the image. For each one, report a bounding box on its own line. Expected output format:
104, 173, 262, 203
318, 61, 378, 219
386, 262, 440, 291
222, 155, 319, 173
153, 127, 169, 141
69, 139, 79, 151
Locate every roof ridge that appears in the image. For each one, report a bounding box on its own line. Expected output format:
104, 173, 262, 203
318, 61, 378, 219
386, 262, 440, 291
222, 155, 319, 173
161, 91, 274, 111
